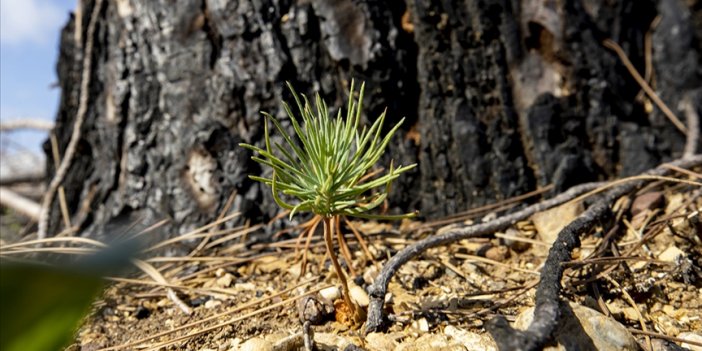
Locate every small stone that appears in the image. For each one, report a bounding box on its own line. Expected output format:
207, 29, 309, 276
411, 318, 429, 333
239, 337, 273, 351
658, 246, 685, 263
216, 273, 233, 288
532, 201, 583, 248
678, 332, 702, 351
482, 212, 497, 222
271, 334, 304, 351
235, 282, 256, 290
631, 191, 663, 216
484, 245, 510, 261
314, 332, 354, 350
396, 333, 463, 351
228, 338, 242, 350
349, 284, 370, 307
514, 302, 640, 351
204, 299, 222, 309
297, 295, 333, 325
620, 307, 640, 322
384, 292, 393, 304
444, 325, 496, 351
319, 286, 341, 302
363, 265, 379, 284
501, 228, 531, 252
287, 264, 302, 278
365, 332, 398, 351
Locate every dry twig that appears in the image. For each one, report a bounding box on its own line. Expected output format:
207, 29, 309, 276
682, 94, 700, 158
0, 119, 54, 131
485, 156, 701, 350
0, 187, 41, 221
364, 181, 605, 332
365, 156, 701, 346
37, 0, 105, 239
603, 39, 687, 134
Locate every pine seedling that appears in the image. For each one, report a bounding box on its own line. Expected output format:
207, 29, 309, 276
240, 80, 416, 319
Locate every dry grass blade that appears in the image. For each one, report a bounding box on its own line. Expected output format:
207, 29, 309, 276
603, 39, 687, 134
105, 277, 246, 297
682, 94, 700, 157
145, 256, 255, 263
565, 174, 702, 208
144, 212, 240, 252
50, 133, 72, 230
97, 278, 319, 350
131, 259, 192, 315
662, 164, 702, 180
335, 216, 356, 275
0, 247, 97, 255
203, 224, 262, 250
603, 274, 652, 351
455, 253, 540, 275
628, 329, 702, 348
494, 233, 550, 247
299, 217, 321, 275
563, 256, 671, 267
0, 236, 107, 250
422, 185, 554, 228
344, 217, 375, 262
139, 284, 330, 351
127, 218, 171, 239
190, 190, 238, 256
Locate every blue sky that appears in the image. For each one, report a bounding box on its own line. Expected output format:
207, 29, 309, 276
1, 0, 76, 155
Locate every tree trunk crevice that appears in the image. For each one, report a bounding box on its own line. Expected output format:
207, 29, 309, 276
46, 0, 701, 241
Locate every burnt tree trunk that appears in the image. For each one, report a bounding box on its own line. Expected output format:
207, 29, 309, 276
47, 0, 701, 241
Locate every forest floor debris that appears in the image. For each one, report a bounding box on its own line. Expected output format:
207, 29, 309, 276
55, 168, 701, 351
2, 165, 701, 351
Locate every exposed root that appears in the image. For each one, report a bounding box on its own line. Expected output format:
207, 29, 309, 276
335, 216, 357, 276
344, 216, 375, 263
283, 214, 372, 277
294, 215, 322, 275
323, 217, 356, 318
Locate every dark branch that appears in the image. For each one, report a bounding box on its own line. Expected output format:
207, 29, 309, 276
485, 155, 701, 350
364, 181, 605, 332
365, 156, 702, 340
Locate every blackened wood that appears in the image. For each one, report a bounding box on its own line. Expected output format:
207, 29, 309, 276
48, 0, 700, 239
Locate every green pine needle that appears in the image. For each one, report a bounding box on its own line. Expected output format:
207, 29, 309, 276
240, 81, 417, 220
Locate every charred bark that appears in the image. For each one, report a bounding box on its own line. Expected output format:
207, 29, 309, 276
47, 0, 701, 239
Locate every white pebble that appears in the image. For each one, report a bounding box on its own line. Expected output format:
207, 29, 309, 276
204, 299, 222, 309
239, 337, 273, 351
679, 332, 702, 351
319, 286, 341, 301
349, 285, 370, 307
